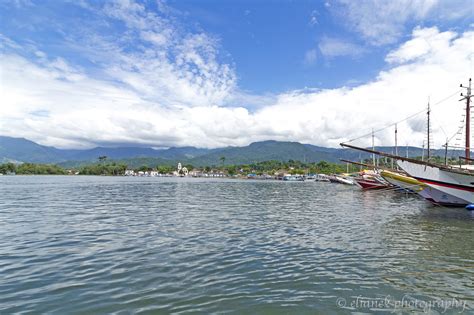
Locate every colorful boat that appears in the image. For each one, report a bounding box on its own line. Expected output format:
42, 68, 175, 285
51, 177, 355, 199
334, 175, 355, 185
380, 169, 469, 205
342, 78, 474, 206
354, 171, 390, 190
283, 175, 304, 181
418, 184, 470, 206
380, 170, 425, 192
397, 160, 474, 205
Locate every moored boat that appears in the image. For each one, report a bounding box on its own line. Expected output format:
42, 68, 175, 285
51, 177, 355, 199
334, 175, 355, 185
380, 169, 468, 205
315, 174, 331, 182
283, 175, 305, 181
380, 170, 425, 193
397, 160, 474, 205
341, 78, 474, 206
354, 171, 390, 190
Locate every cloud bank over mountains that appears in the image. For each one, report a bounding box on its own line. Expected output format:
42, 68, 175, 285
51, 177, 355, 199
0, 0, 473, 149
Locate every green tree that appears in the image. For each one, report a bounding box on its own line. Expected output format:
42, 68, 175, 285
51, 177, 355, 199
157, 165, 174, 174
226, 165, 237, 176
0, 163, 16, 174
137, 165, 149, 172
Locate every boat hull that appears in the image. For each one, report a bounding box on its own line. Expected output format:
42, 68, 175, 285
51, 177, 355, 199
380, 170, 424, 193
397, 161, 474, 205
354, 178, 388, 190
418, 186, 469, 206
335, 176, 355, 185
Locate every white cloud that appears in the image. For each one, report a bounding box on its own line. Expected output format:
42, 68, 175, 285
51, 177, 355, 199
318, 37, 366, 58
332, 0, 471, 46
71, 0, 237, 108
385, 26, 457, 63
1, 0, 473, 152
309, 10, 318, 26
1, 27, 473, 150
304, 49, 318, 65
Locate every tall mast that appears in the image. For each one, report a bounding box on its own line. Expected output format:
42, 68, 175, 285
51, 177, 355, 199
421, 140, 425, 162
372, 128, 375, 166
427, 100, 431, 161
395, 124, 398, 156
460, 78, 472, 161
444, 138, 448, 165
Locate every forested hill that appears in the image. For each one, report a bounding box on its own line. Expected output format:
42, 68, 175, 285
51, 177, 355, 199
1, 136, 464, 167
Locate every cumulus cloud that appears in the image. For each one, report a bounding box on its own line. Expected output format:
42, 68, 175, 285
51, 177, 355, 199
385, 26, 457, 63
0, 1, 473, 151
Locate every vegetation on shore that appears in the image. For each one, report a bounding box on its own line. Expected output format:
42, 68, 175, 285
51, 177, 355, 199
0, 159, 353, 176
1, 154, 464, 176
0, 162, 67, 175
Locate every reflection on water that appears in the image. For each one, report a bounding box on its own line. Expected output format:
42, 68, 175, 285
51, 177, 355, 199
0, 176, 472, 314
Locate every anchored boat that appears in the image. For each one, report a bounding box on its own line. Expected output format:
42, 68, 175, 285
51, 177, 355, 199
380, 170, 424, 193
341, 79, 474, 206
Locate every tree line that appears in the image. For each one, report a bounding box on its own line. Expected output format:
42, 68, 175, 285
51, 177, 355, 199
0, 163, 67, 175
0, 159, 354, 176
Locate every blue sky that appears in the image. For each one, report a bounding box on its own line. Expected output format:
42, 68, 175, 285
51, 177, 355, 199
168, 0, 383, 92
0, 0, 473, 148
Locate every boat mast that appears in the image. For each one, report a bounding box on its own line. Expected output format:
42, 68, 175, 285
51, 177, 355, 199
444, 138, 448, 165
421, 140, 425, 162
372, 128, 375, 166
395, 124, 398, 156
460, 78, 472, 161
394, 124, 398, 169
427, 100, 431, 161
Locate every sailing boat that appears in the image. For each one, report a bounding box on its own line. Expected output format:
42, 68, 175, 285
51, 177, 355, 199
397, 79, 473, 205
342, 79, 474, 205
379, 169, 425, 193
353, 171, 390, 190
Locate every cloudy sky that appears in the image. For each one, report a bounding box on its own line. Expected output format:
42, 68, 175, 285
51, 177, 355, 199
0, 0, 473, 149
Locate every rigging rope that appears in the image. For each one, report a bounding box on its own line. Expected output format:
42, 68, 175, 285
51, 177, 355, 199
342, 89, 463, 144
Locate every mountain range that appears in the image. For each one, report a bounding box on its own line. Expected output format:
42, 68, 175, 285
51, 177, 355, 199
0, 136, 463, 168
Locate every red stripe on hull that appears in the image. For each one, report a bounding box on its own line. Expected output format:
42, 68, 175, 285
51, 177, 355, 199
416, 178, 474, 192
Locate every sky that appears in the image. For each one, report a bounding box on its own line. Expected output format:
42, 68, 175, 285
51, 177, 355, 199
0, 0, 473, 149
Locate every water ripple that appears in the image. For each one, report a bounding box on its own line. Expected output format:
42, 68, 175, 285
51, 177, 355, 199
0, 176, 473, 314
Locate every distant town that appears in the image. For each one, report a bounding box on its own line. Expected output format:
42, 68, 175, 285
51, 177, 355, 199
0, 159, 351, 179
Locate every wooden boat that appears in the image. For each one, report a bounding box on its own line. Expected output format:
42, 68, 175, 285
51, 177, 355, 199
314, 174, 330, 182
380, 170, 425, 192
342, 144, 473, 204
418, 184, 470, 206
354, 171, 390, 190
342, 79, 474, 205
327, 174, 354, 185
334, 175, 355, 185
397, 160, 473, 205
283, 175, 304, 181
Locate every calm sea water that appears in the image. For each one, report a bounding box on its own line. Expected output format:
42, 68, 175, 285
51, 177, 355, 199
0, 176, 473, 314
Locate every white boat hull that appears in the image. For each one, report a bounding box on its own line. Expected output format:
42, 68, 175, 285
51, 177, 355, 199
382, 176, 419, 192
397, 161, 474, 205
335, 176, 355, 185
418, 186, 469, 206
